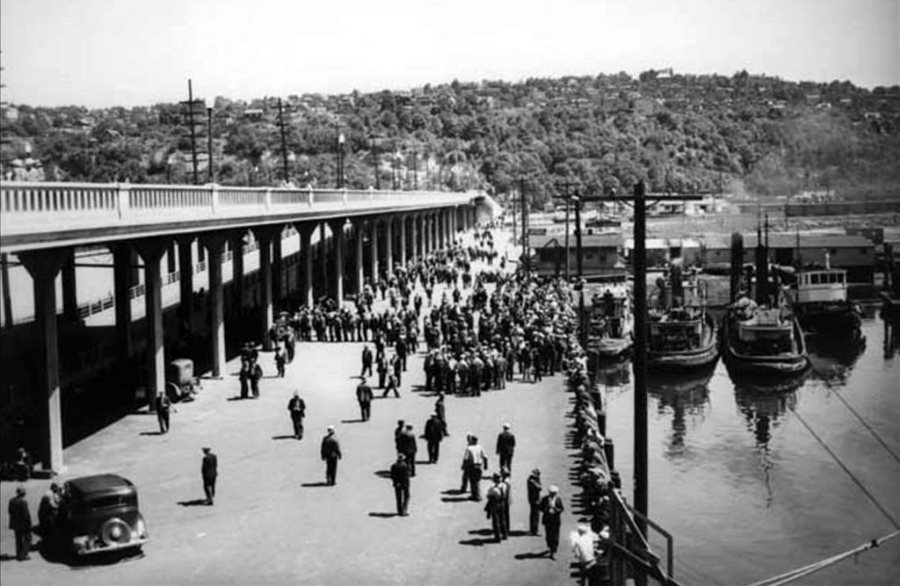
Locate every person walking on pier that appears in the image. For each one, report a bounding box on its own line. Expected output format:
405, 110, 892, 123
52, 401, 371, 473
527, 469, 542, 536
540, 485, 565, 559
320, 426, 342, 486
390, 454, 411, 516
500, 467, 512, 537
356, 377, 373, 421
462, 434, 488, 501
382, 370, 400, 398
250, 358, 263, 398
398, 424, 418, 477
155, 391, 173, 434
361, 345, 373, 377
201, 447, 218, 506
435, 392, 448, 436
496, 423, 516, 472
484, 474, 507, 542
287, 391, 306, 439
8, 487, 32, 561
424, 413, 444, 463
275, 344, 287, 378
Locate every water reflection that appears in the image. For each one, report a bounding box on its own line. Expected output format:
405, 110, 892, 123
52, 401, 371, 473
733, 375, 805, 507
882, 308, 900, 358
806, 332, 867, 384
648, 366, 713, 459
592, 359, 631, 390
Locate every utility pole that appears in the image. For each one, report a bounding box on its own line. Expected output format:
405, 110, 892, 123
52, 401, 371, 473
412, 151, 418, 190
573, 194, 585, 347
556, 181, 579, 279
370, 136, 381, 190
511, 190, 517, 252
278, 98, 289, 184
520, 178, 528, 272
187, 79, 199, 185
336, 130, 345, 189
566, 182, 701, 569
207, 107, 214, 183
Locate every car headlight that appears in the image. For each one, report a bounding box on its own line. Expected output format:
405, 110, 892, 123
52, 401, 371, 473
135, 518, 147, 539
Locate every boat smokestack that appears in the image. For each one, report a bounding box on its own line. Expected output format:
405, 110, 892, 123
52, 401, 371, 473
730, 232, 743, 303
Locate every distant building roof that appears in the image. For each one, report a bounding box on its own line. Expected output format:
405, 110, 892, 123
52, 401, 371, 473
530, 233, 622, 249
744, 233, 873, 249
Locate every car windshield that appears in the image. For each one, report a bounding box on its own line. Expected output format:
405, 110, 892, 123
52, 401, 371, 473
76, 494, 136, 509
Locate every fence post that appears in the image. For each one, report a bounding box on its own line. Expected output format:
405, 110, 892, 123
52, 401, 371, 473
117, 183, 131, 220
342, 189, 348, 205
307, 186, 314, 208
265, 188, 272, 213
211, 183, 219, 215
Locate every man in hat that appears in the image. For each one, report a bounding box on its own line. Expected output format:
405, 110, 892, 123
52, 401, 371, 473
361, 344, 373, 377
527, 468, 543, 535
287, 390, 306, 439
462, 434, 488, 501
424, 413, 444, 464
201, 447, 218, 505
320, 426, 342, 486
155, 391, 173, 434
356, 377, 373, 421
540, 485, 565, 559
398, 424, 418, 477
484, 473, 507, 542
8, 486, 32, 560
499, 467, 512, 537
390, 454, 411, 516
571, 523, 600, 586
496, 423, 516, 472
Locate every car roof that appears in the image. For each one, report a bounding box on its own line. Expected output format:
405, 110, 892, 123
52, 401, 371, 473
65, 474, 136, 498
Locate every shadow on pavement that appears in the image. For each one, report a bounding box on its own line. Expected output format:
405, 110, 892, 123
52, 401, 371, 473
368, 512, 397, 518
340, 419, 365, 424
514, 550, 549, 560
271, 435, 298, 440
508, 530, 530, 537
459, 537, 496, 546
178, 499, 209, 507
468, 528, 494, 536
0, 553, 18, 561
226, 397, 250, 402
441, 489, 465, 495
373, 470, 392, 478
301, 482, 330, 487
139, 431, 165, 436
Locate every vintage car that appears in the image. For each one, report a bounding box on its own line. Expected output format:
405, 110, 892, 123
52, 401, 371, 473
58, 474, 149, 556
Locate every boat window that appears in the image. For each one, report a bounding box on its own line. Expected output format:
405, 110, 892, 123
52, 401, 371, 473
811, 274, 820, 284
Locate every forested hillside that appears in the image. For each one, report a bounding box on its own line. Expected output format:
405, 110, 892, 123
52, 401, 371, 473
2, 70, 899, 210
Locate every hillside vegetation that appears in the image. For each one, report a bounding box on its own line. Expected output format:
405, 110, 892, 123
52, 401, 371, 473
2, 70, 899, 210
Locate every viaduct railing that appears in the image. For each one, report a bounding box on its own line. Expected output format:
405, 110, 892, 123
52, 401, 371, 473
0, 182, 474, 252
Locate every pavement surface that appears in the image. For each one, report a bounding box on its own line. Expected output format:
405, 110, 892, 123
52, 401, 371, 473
1, 232, 588, 586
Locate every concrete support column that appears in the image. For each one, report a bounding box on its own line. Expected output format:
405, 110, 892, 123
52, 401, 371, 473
410, 215, 419, 262
113, 243, 133, 363
201, 235, 227, 378
230, 232, 245, 312
355, 220, 365, 294
272, 228, 283, 304
430, 213, 437, 252
62, 251, 78, 322
450, 207, 457, 243
370, 219, 380, 283
20, 247, 70, 473
257, 228, 275, 350
134, 238, 169, 410
299, 224, 315, 308
399, 215, 408, 267
319, 221, 329, 299
178, 237, 194, 335
385, 217, 394, 277
329, 220, 346, 306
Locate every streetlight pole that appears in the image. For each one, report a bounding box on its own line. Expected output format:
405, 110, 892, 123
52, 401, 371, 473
187, 79, 199, 185
278, 98, 289, 184
207, 107, 214, 183
519, 179, 528, 273
336, 130, 345, 189
371, 136, 380, 190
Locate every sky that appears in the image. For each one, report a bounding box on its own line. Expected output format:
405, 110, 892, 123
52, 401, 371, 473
1, 0, 897, 108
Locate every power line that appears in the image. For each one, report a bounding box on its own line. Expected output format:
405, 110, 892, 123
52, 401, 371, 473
789, 405, 900, 530
829, 387, 900, 464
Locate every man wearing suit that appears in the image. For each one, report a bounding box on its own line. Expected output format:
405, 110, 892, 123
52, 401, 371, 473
8, 486, 32, 561
155, 391, 173, 433
201, 447, 218, 505
496, 423, 516, 472
540, 485, 565, 559
360, 345, 373, 377
356, 378, 373, 421
287, 391, 306, 439
424, 413, 444, 463
527, 468, 543, 535
397, 424, 418, 477
389, 454, 411, 516
320, 426, 342, 486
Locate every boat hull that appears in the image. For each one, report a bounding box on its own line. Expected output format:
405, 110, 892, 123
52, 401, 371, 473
648, 314, 720, 372
721, 314, 809, 378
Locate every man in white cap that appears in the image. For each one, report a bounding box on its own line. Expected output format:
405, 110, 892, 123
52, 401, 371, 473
571, 523, 599, 585
320, 426, 342, 486
496, 423, 516, 472
539, 484, 565, 559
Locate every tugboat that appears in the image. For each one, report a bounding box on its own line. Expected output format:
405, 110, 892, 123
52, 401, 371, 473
721, 227, 809, 379
786, 252, 862, 336
586, 282, 634, 362
647, 265, 719, 372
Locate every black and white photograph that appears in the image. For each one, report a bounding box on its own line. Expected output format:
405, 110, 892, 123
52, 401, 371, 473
0, 0, 898, 584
